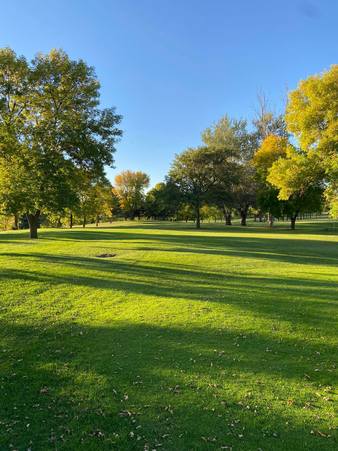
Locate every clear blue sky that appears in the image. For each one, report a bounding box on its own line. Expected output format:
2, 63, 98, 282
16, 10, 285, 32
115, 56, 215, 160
1, 0, 337, 186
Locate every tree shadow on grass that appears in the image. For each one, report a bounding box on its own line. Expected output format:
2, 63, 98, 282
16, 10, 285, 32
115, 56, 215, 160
1, 254, 337, 335
81, 219, 337, 234
0, 223, 337, 448
1, 227, 338, 267
68, 219, 338, 235
0, 320, 336, 450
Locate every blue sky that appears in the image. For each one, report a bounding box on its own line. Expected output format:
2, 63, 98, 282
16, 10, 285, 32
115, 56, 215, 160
1, 0, 337, 186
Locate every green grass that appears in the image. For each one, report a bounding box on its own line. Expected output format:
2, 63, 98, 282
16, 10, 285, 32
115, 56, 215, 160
0, 220, 337, 450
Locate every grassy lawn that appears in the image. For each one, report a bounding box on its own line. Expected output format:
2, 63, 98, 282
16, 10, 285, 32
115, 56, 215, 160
0, 220, 337, 450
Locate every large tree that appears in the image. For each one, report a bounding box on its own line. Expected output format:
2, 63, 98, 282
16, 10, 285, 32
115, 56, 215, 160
75, 179, 114, 227
285, 64, 337, 217
252, 135, 288, 226
72, 180, 103, 227
169, 146, 228, 228
113, 170, 150, 219
145, 181, 181, 220
0, 48, 122, 238
267, 146, 324, 229
202, 116, 257, 226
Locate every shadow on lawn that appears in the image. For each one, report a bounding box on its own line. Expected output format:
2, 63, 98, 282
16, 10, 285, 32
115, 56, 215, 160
1, 253, 337, 335
1, 226, 338, 267
0, 223, 337, 448
0, 320, 336, 450
2, 219, 337, 242
51, 219, 338, 234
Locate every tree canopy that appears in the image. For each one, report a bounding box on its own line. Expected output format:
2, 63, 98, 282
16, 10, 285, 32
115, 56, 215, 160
0, 48, 122, 237
113, 170, 150, 219
285, 64, 337, 217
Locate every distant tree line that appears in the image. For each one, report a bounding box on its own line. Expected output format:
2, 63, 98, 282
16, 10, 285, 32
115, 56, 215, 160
0, 48, 336, 236
149, 65, 338, 229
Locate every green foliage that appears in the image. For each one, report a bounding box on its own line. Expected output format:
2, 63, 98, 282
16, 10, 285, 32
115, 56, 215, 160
202, 115, 249, 156
325, 184, 338, 219
267, 147, 324, 200
200, 204, 221, 221
201, 116, 258, 226
176, 203, 195, 221
267, 148, 324, 227
74, 179, 114, 226
286, 65, 338, 159
145, 181, 181, 219
253, 135, 288, 179
110, 188, 122, 219
252, 135, 289, 223
285, 65, 338, 216
0, 48, 122, 237
113, 170, 150, 219
169, 146, 229, 228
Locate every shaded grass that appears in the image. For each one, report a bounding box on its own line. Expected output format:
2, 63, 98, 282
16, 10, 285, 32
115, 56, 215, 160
0, 220, 337, 450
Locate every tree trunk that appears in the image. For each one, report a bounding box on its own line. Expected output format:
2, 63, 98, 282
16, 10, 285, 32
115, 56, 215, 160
290, 214, 298, 230
96, 215, 99, 227
57, 216, 62, 228
26, 210, 40, 239
240, 208, 248, 226
268, 212, 274, 228
69, 212, 73, 229
223, 205, 232, 225
83, 215, 86, 228
13, 214, 19, 230
195, 205, 201, 229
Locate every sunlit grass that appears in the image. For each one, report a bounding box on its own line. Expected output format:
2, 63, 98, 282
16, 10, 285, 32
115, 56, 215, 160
0, 220, 337, 450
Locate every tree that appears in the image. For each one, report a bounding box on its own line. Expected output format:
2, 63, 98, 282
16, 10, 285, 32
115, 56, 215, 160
0, 48, 122, 238
285, 65, 338, 215
145, 181, 181, 219
74, 179, 112, 227
0, 156, 27, 229
253, 135, 288, 176
207, 184, 236, 225
110, 188, 122, 220
267, 146, 324, 229
92, 180, 115, 226
325, 184, 338, 219
201, 116, 255, 226
202, 116, 249, 157
113, 170, 150, 219
253, 92, 288, 141
252, 135, 288, 226
232, 162, 257, 226
177, 203, 195, 222
169, 146, 229, 228
200, 205, 221, 222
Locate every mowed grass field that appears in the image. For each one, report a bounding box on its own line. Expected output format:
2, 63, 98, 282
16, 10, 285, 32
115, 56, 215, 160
0, 220, 337, 450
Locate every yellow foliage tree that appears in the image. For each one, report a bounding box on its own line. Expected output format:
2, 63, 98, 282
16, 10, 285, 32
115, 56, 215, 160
285, 65, 338, 216
252, 135, 288, 178
113, 170, 150, 219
